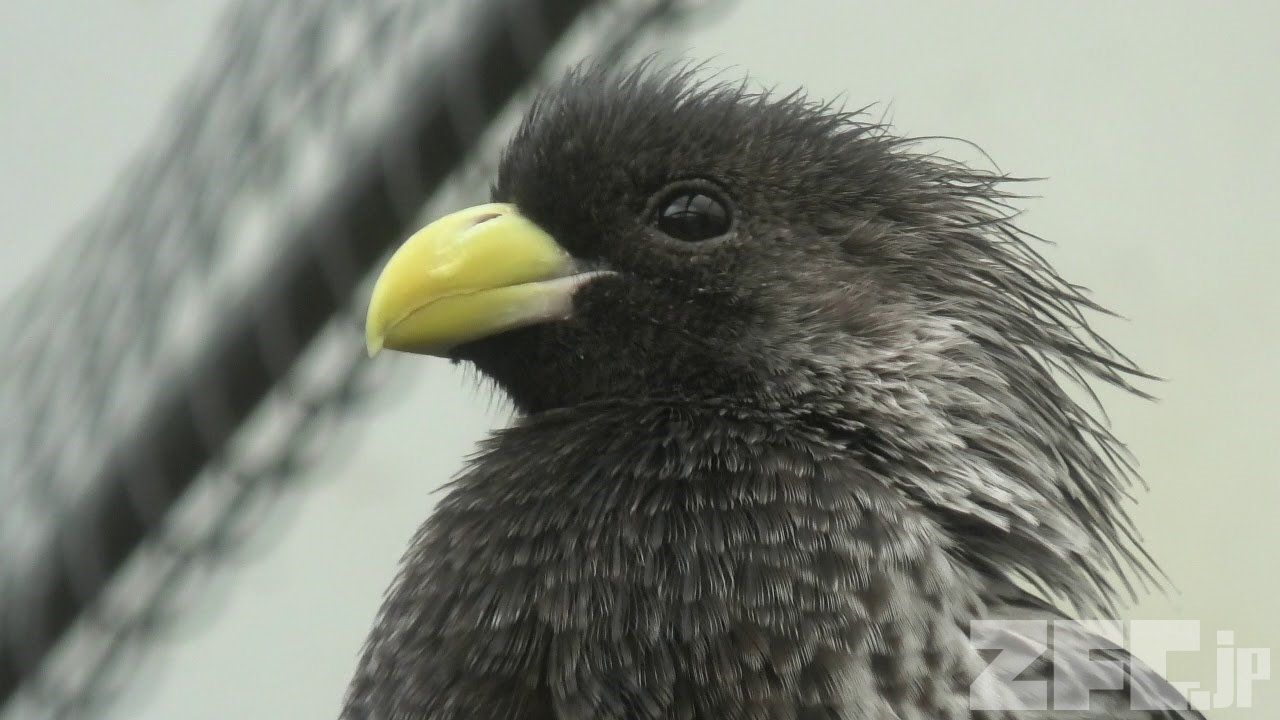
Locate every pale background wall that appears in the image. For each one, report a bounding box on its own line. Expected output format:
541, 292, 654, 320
2, 2, 1276, 718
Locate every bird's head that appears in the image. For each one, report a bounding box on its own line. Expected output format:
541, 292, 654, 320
364, 63, 1154, 612
366, 65, 1011, 413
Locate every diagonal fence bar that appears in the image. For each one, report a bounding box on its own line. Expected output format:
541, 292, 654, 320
0, 0, 721, 714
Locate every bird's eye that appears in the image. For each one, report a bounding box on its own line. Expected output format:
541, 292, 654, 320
654, 191, 731, 242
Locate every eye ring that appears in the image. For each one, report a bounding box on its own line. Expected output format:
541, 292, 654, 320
649, 181, 733, 243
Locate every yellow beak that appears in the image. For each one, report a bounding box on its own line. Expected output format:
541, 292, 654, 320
365, 203, 600, 357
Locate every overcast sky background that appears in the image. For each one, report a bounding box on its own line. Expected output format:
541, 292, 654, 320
3, 2, 1278, 718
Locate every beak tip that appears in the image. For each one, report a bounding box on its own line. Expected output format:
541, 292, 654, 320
365, 330, 384, 358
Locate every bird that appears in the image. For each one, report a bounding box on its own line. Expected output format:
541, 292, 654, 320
346, 62, 1201, 719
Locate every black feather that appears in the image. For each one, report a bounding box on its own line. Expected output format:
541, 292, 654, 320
343, 62, 1196, 719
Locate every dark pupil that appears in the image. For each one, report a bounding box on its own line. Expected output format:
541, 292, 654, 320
657, 192, 729, 241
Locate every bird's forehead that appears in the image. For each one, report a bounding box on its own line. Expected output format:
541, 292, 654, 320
496, 69, 841, 202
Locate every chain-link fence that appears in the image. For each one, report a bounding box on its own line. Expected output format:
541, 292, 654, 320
0, 0, 726, 717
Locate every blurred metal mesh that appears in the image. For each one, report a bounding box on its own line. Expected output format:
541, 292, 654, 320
0, 0, 725, 717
